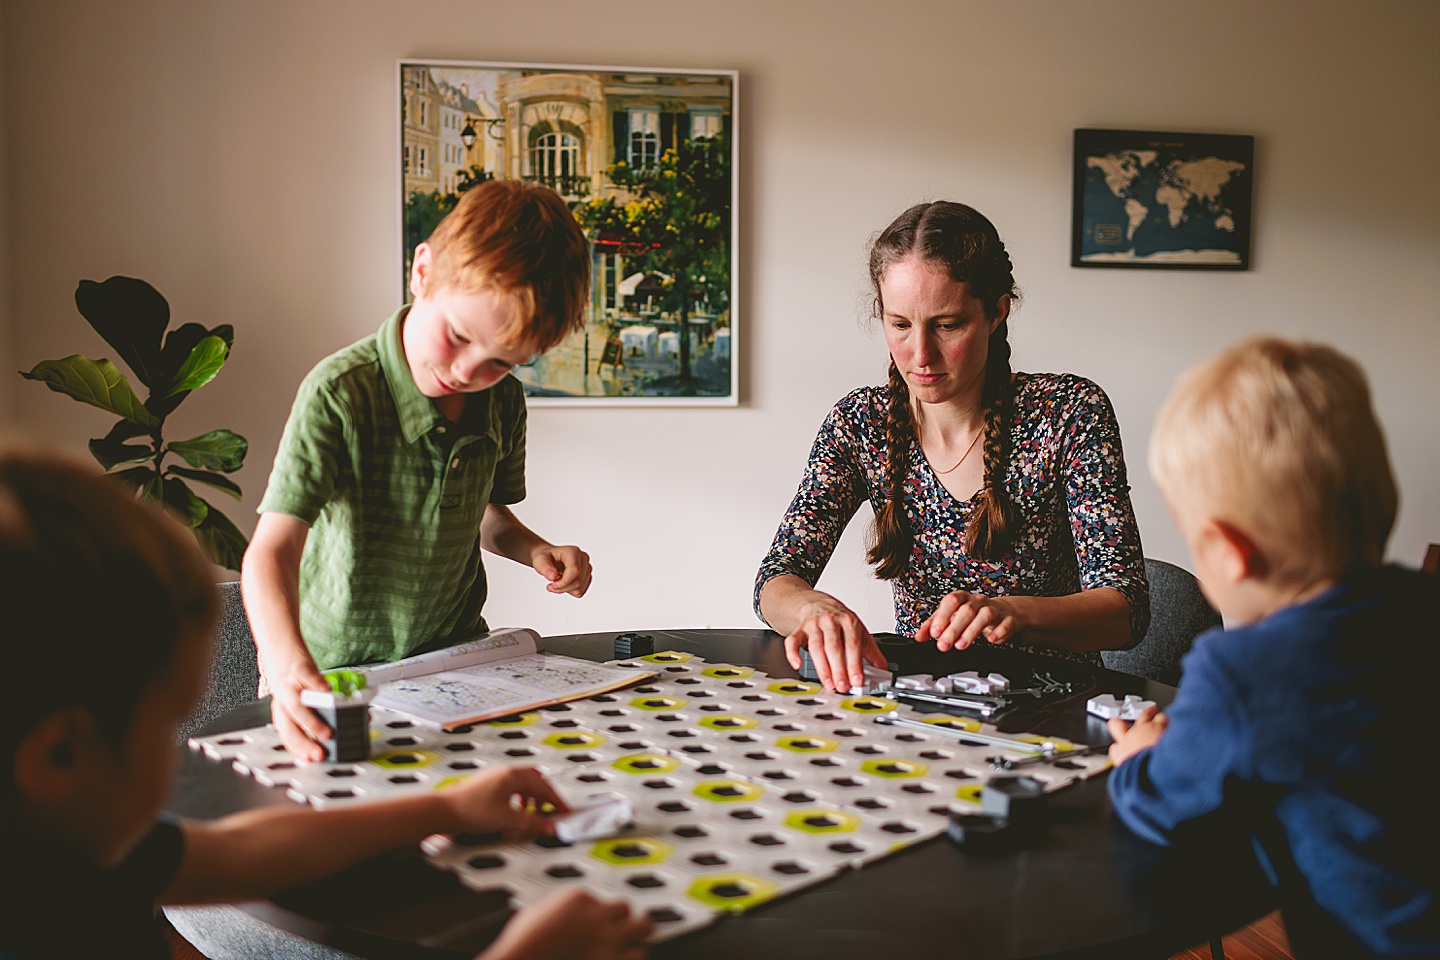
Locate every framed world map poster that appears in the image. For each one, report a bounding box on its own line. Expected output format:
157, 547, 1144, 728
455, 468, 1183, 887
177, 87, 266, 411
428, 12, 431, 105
1071, 129, 1254, 270
399, 59, 738, 405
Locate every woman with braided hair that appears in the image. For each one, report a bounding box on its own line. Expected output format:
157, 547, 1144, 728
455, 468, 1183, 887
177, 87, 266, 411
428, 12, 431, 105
755, 202, 1149, 692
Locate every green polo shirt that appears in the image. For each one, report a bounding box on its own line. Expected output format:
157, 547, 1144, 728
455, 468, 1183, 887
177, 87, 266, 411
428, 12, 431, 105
257, 307, 527, 669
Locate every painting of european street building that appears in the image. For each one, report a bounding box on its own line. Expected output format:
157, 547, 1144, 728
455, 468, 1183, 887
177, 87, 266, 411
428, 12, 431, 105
399, 60, 738, 404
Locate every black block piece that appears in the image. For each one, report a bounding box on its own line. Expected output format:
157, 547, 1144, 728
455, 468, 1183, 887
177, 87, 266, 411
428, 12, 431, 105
614, 633, 655, 659
313, 704, 372, 762
979, 774, 1047, 827
947, 812, 1010, 851
798, 646, 819, 681
798, 645, 900, 683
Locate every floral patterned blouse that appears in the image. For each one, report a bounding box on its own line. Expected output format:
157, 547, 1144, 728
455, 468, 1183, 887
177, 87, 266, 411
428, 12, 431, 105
754, 373, 1150, 661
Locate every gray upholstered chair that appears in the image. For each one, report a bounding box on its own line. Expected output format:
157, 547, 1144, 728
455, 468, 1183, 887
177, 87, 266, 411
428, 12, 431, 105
180, 581, 261, 742
1101, 558, 1222, 686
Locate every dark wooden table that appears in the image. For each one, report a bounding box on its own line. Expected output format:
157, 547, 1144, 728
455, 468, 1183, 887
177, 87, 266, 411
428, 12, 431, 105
168, 628, 1276, 960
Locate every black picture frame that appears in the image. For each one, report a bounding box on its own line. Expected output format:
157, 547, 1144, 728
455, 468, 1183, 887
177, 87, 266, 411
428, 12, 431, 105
1071, 128, 1254, 270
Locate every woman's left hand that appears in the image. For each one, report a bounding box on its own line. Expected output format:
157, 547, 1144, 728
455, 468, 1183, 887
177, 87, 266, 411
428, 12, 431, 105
915, 591, 1023, 651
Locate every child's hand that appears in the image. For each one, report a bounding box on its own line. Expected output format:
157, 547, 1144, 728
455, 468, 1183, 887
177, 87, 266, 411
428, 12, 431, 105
1107, 705, 1168, 765
268, 656, 333, 763
440, 766, 568, 840
530, 544, 592, 598
916, 590, 1021, 651
482, 887, 652, 960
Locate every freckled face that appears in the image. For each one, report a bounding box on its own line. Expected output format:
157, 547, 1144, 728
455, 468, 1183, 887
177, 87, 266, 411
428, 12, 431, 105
403, 243, 536, 399
402, 284, 535, 399
880, 257, 1006, 408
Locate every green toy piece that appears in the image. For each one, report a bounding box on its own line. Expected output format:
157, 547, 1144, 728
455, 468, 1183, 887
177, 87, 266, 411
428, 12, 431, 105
324, 670, 367, 697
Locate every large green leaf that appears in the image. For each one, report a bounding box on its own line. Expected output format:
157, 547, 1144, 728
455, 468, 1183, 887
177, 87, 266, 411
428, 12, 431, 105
168, 429, 248, 472
163, 335, 229, 398
21, 356, 159, 426
152, 324, 234, 414
74, 277, 169, 389
89, 419, 155, 470
160, 477, 209, 528
166, 465, 242, 500
194, 505, 249, 572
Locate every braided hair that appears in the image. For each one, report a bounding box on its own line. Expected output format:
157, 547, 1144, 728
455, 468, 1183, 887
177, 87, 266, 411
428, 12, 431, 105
863, 202, 1021, 580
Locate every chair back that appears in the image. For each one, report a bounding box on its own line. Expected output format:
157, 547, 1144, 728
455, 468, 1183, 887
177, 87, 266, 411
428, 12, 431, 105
179, 581, 260, 741
1101, 558, 1221, 685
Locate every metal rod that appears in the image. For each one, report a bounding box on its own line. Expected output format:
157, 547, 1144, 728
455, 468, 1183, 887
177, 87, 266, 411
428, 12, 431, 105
884, 689, 1005, 717
874, 711, 1052, 755
989, 743, 1107, 770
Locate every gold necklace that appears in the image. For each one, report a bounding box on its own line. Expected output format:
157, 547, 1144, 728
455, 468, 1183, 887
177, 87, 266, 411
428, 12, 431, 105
928, 428, 983, 475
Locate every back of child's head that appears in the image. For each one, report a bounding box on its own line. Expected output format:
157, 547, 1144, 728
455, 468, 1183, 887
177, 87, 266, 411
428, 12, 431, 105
1149, 337, 1398, 583
0, 447, 217, 793
423, 178, 590, 354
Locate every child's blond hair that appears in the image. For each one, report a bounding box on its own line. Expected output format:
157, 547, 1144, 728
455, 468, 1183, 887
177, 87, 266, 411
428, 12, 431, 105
424, 179, 590, 354
0, 447, 217, 784
1150, 337, 1398, 583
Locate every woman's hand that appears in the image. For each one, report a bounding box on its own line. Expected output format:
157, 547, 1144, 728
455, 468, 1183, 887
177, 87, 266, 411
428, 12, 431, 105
915, 591, 1023, 651
439, 766, 568, 841
783, 595, 889, 693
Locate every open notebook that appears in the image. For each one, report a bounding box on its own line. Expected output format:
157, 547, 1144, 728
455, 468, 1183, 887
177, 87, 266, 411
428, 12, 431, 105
336, 628, 656, 730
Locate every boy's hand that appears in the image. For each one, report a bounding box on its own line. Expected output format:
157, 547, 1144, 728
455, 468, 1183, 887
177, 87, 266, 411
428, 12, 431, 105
483, 887, 652, 960
440, 766, 567, 840
1107, 705, 1168, 765
531, 544, 592, 597
268, 657, 333, 763
783, 596, 889, 693
916, 590, 1021, 651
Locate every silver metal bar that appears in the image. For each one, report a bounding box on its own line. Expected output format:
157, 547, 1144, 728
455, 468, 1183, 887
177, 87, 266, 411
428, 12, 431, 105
884, 689, 1005, 717
990, 743, 1107, 770
874, 711, 1053, 755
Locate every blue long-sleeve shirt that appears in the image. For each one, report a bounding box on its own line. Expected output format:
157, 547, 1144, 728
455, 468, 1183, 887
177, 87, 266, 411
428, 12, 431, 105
1108, 565, 1438, 956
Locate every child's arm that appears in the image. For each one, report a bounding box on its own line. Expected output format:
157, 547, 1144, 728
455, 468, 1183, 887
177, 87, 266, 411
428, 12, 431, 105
1106, 650, 1252, 847
166, 766, 654, 957
480, 503, 592, 598
241, 511, 333, 762
162, 766, 560, 904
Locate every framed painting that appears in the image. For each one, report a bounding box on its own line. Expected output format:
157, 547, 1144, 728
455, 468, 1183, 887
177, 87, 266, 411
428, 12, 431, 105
399, 59, 739, 404
1071, 128, 1254, 270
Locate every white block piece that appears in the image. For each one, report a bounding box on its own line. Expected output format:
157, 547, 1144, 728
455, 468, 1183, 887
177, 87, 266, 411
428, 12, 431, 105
848, 662, 895, 696
553, 792, 636, 843
1086, 693, 1156, 721
939, 671, 1011, 696
300, 686, 377, 709
892, 674, 936, 692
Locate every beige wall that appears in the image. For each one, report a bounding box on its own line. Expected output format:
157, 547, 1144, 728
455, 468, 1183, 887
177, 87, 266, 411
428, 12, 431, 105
2, 0, 1436, 636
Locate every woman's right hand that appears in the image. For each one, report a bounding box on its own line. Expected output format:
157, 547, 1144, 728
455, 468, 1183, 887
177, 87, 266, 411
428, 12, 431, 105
266, 653, 333, 763
783, 595, 889, 693
483, 887, 652, 960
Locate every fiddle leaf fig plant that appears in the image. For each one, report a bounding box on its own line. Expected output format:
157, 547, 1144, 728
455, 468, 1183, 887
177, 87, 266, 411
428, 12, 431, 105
21, 276, 250, 569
